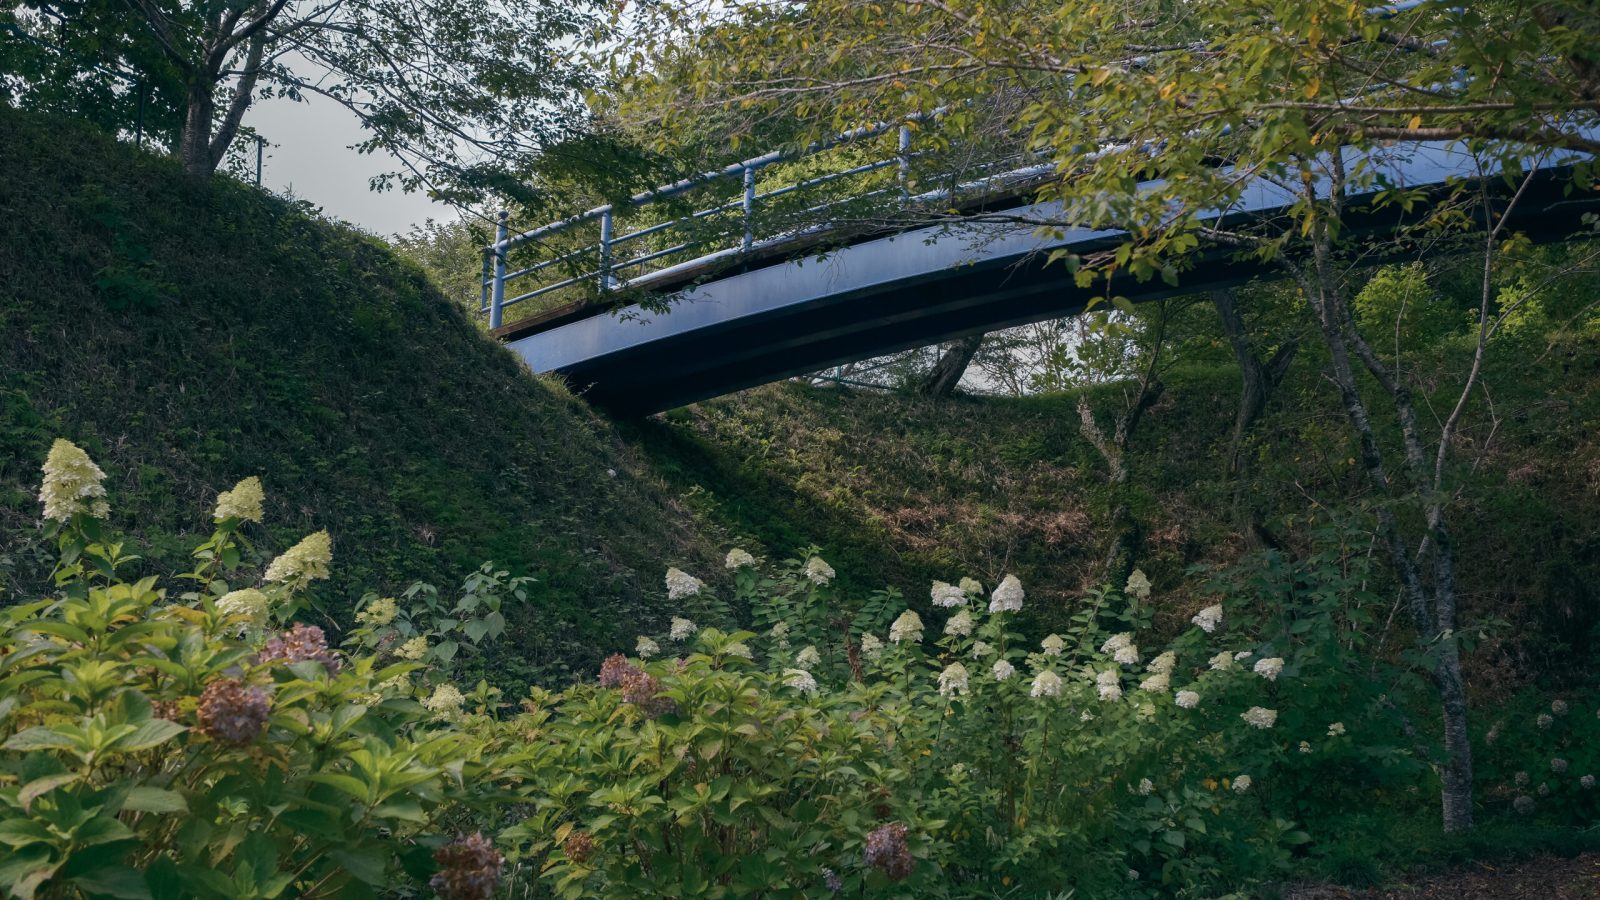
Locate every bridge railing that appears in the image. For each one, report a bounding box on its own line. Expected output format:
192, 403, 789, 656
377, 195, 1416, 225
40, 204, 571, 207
479, 110, 1056, 329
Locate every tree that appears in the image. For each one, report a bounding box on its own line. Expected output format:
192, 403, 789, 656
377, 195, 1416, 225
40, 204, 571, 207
6, 0, 601, 198
615, 0, 1600, 832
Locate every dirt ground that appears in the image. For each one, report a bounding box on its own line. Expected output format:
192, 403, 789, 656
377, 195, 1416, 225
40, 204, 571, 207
1283, 853, 1600, 899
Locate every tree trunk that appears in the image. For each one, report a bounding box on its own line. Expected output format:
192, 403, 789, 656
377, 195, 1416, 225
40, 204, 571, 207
917, 334, 985, 397
1294, 200, 1473, 832
179, 80, 217, 176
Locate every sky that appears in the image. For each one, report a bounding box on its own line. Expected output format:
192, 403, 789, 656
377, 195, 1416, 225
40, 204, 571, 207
248, 90, 450, 238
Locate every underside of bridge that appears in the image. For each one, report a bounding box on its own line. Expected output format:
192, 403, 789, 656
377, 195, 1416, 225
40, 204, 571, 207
505, 164, 1599, 416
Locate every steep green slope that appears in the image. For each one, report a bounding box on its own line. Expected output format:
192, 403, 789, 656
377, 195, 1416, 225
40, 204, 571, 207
634, 339, 1600, 688
0, 110, 720, 687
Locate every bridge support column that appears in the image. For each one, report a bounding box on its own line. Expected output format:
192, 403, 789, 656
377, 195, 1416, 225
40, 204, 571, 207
490, 210, 508, 329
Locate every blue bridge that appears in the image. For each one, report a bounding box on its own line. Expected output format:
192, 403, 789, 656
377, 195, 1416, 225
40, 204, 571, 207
483, 122, 1599, 415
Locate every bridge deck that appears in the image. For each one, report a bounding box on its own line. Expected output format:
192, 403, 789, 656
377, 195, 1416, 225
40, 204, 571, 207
502, 140, 1598, 414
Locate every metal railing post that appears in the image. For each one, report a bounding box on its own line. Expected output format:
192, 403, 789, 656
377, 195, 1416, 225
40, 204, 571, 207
742, 166, 756, 251
598, 209, 615, 293
898, 124, 912, 201
490, 210, 508, 329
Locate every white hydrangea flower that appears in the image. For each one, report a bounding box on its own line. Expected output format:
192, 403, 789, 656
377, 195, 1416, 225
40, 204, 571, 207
930, 580, 967, 608
1113, 644, 1140, 666
859, 633, 884, 660
1582, 775, 1595, 789
1097, 668, 1123, 702
989, 575, 1025, 613
1040, 634, 1066, 657
991, 659, 1015, 681
665, 567, 703, 600
1101, 632, 1132, 654
1253, 657, 1285, 681
959, 577, 983, 596
944, 609, 974, 637
636, 636, 660, 658
1327, 722, 1346, 737
783, 668, 818, 694
970, 640, 994, 658
1552, 758, 1569, 774
1209, 650, 1235, 671
1191, 603, 1223, 633
214, 476, 265, 524
1513, 795, 1535, 815
1299, 741, 1313, 754
1241, 707, 1277, 730
1515, 770, 1531, 787
1232, 775, 1252, 793
804, 556, 835, 586
670, 616, 697, 641
422, 683, 465, 717
1175, 690, 1199, 709
1233, 650, 1252, 662
356, 596, 398, 627
770, 621, 791, 649
1537, 713, 1554, 730
397, 636, 429, 660
938, 662, 971, 697
38, 439, 109, 522
889, 610, 924, 644
1137, 778, 1154, 796
1125, 568, 1152, 601
216, 588, 270, 624
1147, 651, 1176, 675
795, 645, 822, 668
1538, 782, 1551, 797
725, 642, 753, 659
724, 548, 756, 569
1551, 699, 1569, 716
1080, 710, 1095, 721
1030, 669, 1063, 698
1138, 671, 1170, 693
263, 531, 333, 588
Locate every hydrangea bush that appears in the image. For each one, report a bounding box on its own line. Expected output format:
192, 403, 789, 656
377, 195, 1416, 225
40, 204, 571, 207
4, 441, 1588, 898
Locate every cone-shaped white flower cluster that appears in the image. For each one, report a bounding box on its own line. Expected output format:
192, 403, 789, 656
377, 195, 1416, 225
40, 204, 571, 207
1125, 568, 1152, 601
959, 577, 982, 596
214, 476, 265, 524
263, 531, 333, 589
635, 636, 660, 658
1097, 669, 1123, 702
665, 567, 703, 600
1040, 634, 1065, 656
724, 548, 756, 569
1191, 604, 1223, 633
783, 668, 818, 694
938, 663, 971, 697
216, 588, 270, 624
1175, 690, 1199, 709
1209, 650, 1235, 671
804, 556, 835, 585
1232, 775, 1252, 793
795, 645, 822, 668
670, 616, 697, 641
989, 575, 1024, 613
1030, 669, 1062, 698
1138, 671, 1170, 693
991, 659, 1015, 681
944, 609, 974, 637
1241, 707, 1277, 729
38, 439, 110, 523
1147, 651, 1176, 675
930, 581, 967, 608
859, 633, 884, 660
889, 610, 924, 643
1253, 657, 1284, 681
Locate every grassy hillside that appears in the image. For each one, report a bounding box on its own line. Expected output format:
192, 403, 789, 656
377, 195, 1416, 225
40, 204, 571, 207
0, 110, 722, 688
635, 334, 1600, 691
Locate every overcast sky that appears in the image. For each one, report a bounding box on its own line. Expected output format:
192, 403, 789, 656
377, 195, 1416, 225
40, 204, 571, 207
248, 90, 451, 238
